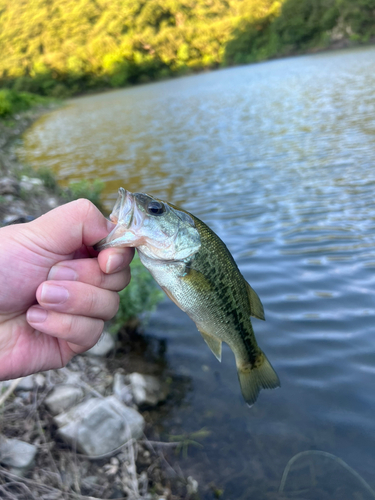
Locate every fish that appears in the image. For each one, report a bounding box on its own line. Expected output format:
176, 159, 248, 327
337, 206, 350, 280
95, 188, 280, 405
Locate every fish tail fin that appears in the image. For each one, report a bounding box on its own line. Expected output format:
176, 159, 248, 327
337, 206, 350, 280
237, 351, 280, 406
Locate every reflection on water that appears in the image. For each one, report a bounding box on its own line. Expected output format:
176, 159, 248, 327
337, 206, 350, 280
19, 46, 375, 499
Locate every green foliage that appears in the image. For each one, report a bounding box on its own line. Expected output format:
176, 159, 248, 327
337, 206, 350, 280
0, 0, 284, 95
0, 89, 48, 117
169, 427, 211, 458
224, 1, 283, 65
271, 0, 338, 50
111, 253, 164, 333
34, 167, 59, 191
337, 0, 375, 40
64, 179, 105, 210
0, 0, 373, 96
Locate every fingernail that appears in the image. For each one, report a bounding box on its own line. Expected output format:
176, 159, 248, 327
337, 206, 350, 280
48, 265, 78, 281
106, 253, 125, 274
27, 306, 48, 324
41, 283, 69, 304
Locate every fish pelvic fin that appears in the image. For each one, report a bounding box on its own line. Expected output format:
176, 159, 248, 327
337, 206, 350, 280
237, 350, 280, 406
199, 329, 222, 361
245, 282, 265, 321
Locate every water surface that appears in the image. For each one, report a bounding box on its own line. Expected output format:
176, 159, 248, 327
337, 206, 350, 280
19, 47, 375, 499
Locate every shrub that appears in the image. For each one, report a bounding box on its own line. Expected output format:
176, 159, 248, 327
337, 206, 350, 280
111, 254, 164, 333
0, 89, 48, 118
64, 179, 105, 211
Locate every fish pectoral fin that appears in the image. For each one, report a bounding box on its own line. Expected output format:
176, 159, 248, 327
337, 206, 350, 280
246, 282, 265, 321
199, 330, 222, 362
181, 267, 213, 292
161, 286, 187, 311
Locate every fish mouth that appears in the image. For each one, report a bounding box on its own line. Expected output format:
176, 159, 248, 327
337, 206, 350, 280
94, 188, 141, 251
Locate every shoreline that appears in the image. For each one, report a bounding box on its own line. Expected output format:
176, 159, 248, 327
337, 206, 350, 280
0, 104, 67, 225
0, 108, 191, 500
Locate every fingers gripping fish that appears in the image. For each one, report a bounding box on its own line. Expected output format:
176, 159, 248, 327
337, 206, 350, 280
95, 188, 280, 405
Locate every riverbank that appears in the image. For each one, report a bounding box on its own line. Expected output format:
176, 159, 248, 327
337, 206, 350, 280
0, 104, 66, 224
0, 109, 195, 500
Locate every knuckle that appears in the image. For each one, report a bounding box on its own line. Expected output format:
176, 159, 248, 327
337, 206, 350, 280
84, 320, 105, 349
106, 292, 120, 320
99, 269, 108, 289
60, 313, 75, 335
123, 269, 131, 288
86, 287, 119, 320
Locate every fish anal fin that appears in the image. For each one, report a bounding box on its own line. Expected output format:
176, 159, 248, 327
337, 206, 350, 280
199, 329, 222, 362
246, 282, 265, 320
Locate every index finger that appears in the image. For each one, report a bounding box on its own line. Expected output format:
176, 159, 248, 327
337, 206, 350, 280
24, 199, 115, 256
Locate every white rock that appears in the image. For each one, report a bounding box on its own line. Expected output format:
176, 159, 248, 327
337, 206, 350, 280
47, 197, 59, 208
54, 396, 145, 456
20, 176, 43, 191
85, 331, 115, 357
3, 375, 34, 391
0, 436, 37, 470
0, 177, 18, 196
17, 375, 35, 391
187, 476, 199, 495
127, 373, 169, 407
45, 384, 84, 415
113, 372, 133, 405
34, 374, 46, 388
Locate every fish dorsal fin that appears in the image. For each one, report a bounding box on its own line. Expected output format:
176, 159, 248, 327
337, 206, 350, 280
199, 329, 222, 362
246, 282, 265, 321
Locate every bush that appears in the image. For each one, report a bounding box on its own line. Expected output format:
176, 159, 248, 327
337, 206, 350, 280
64, 179, 105, 211
35, 167, 60, 191
0, 89, 48, 118
111, 254, 164, 333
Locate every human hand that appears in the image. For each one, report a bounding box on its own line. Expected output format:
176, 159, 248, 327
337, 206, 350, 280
0, 199, 134, 380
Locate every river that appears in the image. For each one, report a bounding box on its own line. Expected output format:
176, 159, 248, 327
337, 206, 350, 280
18, 46, 375, 499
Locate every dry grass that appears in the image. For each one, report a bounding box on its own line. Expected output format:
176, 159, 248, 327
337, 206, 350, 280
0, 355, 193, 500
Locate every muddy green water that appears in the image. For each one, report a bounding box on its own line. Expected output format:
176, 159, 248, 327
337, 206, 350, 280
19, 47, 375, 499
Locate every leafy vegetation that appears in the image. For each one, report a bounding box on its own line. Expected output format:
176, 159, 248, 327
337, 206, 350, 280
0, 89, 50, 117
63, 179, 105, 211
111, 254, 164, 333
0, 0, 373, 97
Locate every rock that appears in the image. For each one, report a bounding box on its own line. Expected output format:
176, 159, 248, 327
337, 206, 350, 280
0, 436, 37, 472
47, 196, 59, 208
3, 375, 35, 391
113, 372, 133, 405
45, 384, 84, 415
81, 475, 99, 496
0, 177, 19, 196
85, 331, 115, 357
187, 476, 199, 495
126, 373, 170, 407
54, 396, 145, 456
17, 375, 35, 391
34, 373, 46, 388
19, 175, 43, 192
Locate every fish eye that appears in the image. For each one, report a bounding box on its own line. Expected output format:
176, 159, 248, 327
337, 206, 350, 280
147, 201, 165, 216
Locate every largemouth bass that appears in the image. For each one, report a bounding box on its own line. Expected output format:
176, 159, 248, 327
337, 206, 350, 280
95, 188, 280, 405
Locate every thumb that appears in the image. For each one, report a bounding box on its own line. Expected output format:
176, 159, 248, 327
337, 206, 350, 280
26, 199, 114, 256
